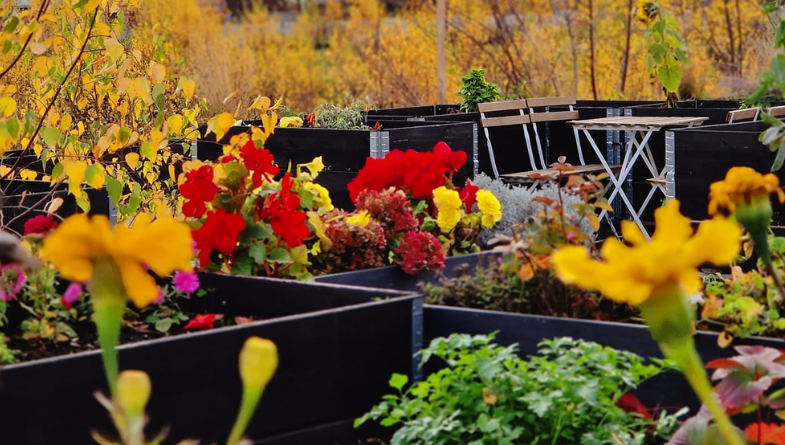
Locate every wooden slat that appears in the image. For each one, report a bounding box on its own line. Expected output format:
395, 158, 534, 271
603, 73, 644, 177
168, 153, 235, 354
569, 116, 709, 130
766, 106, 785, 117
477, 99, 528, 113
726, 108, 760, 122
530, 110, 579, 123
480, 114, 530, 128
646, 176, 666, 185
501, 163, 619, 179
526, 96, 576, 108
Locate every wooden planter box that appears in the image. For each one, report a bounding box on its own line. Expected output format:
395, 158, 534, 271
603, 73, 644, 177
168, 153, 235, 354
197, 121, 477, 210
0, 273, 421, 445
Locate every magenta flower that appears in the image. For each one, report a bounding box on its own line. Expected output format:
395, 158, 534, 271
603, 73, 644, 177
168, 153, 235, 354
61, 282, 83, 308
173, 271, 200, 295
0, 265, 27, 301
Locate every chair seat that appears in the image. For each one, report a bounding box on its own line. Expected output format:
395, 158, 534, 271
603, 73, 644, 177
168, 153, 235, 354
646, 176, 666, 185
500, 164, 620, 183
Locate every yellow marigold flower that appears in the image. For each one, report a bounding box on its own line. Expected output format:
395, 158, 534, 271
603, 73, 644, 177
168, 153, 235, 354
552, 200, 740, 306
40, 213, 193, 307
279, 116, 304, 128
433, 186, 462, 232
709, 167, 785, 216
305, 182, 333, 212
347, 210, 371, 226
476, 189, 502, 228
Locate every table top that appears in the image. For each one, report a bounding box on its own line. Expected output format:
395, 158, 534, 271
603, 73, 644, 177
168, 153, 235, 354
569, 115, 709, 130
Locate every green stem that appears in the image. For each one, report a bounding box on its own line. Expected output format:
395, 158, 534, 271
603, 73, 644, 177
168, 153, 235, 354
659, 338, 745, 445
89, 261, 127, 398
226, 388, 263, 445
751, 229, 785, 304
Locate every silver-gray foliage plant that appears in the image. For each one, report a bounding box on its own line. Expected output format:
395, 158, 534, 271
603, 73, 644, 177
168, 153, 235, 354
472, 173, 596, 245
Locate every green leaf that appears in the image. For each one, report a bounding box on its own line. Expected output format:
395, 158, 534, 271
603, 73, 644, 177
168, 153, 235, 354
389, 373, 408, 390
6, 119, 19, 140
657, 63, 683, 93
772, 145, 785, 172
761, 112, 784, 126
290, 245, 309, 265
75, 195, 90, 212
268, 248, 292, 264
155, 318, 173, 333
106, 177, 123, 204
41, 127, 60, 149
140, 142, 155, 161
231, 250, 253, 275
240, 222, 271, 242
249, 243, 266, 263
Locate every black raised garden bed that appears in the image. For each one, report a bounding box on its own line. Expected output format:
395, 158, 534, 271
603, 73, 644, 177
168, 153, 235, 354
197, 121, 477, 210
0, 179, 111, 234
0, 273, 422, 445
316, 251, 785, 413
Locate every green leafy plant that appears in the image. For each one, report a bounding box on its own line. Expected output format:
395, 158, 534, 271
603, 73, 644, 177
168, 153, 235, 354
309, 101, 368, 129
457, 68, 502, 113
357, 334, 684, 445
640, 2, 689, 108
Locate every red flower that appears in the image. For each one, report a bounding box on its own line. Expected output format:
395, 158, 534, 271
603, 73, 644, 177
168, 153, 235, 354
394, 231, 445, 274
433, 141, 467, 172
305, 113, 316, 127
239, 140, 280, 188
347, 142, 466, 201
184, 313, 218, 330
744, 422, 785, 445
192, 209, 246, 265
180, 165, 220, 218
459, 180, 479, 211
615, 393, 653, 420
258, 174, 310, 247
23, 214, 58, 236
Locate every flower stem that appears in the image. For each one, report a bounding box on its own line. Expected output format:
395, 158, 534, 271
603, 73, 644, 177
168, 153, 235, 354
659, 338, 744, 445
226, 388, 263, 445
751, 230, 785, 304
89, 261, 128, 398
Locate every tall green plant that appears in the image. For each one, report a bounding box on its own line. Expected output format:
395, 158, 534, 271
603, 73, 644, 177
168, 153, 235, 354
457, 68, 502, 113
640, 2, 689, 108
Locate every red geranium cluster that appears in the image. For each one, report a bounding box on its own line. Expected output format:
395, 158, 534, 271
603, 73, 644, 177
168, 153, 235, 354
394, 231, 445, 274
354, 188, 419, 241
347, 142, 467, 201
192, 209, 246, 265
180, 165, 220, 218
258, 174, 310, 247
23, 214, 58, 236
239, 140, 279, 188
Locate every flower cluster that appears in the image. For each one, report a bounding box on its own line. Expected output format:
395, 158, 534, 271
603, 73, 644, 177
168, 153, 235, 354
313, 209, 388, 274
347, 142, 467, 200
354, 188, 419, 240
394, 231, 445, 274
180, 134, 330, 279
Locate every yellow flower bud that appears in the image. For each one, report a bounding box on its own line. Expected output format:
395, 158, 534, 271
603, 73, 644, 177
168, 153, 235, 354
117, 370, 151, 419
239, 337, 278, 392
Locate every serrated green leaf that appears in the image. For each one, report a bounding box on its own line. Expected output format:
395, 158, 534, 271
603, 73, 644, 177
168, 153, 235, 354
106, 177, 123, 203
268, 248, 292, 264
657, 63, 683, 93
249, 243, 266, 263
155, 318, 173, 333
41, 127, 60, 149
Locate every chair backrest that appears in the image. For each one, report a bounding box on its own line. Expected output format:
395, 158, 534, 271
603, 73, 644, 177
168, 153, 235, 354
726, 107, 760, 123
766, 105, 785, 118
477, 99, 541, 178
526, 97, 584, 165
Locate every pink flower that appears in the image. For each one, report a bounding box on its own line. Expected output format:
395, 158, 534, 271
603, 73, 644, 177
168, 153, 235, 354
173, 271, 200, 295
61, 282, 83, 308
153, 287, 166, 305
23, 214, 58, 236
0, 265, 26, 301
394, 232, 445, 275
184, 313, 218, 330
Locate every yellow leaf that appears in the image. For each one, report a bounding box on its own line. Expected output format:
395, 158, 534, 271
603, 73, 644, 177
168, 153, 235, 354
717, 331, 733, 348
29, 42, 47, 55
168, 164, 175, 180
45, 197, 63, 213
209, 112, 235, 141
0, 96, 16, 118
19, 169, 36, 180
482, 387, 497, 405
167, 115, 184, 135
86, 164, 105, 189
59, 114, 72, 132
133, 78, 153, 104
595, 202, 614, 212
104, 38, 124, 61
588, 213, 600, 231
149, 62, 165, 83
249, 96, 271, 113
118, 77, 133, 97
64, 160, 88, 199
180, 78, 195, 101
125, 152, 140, 169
